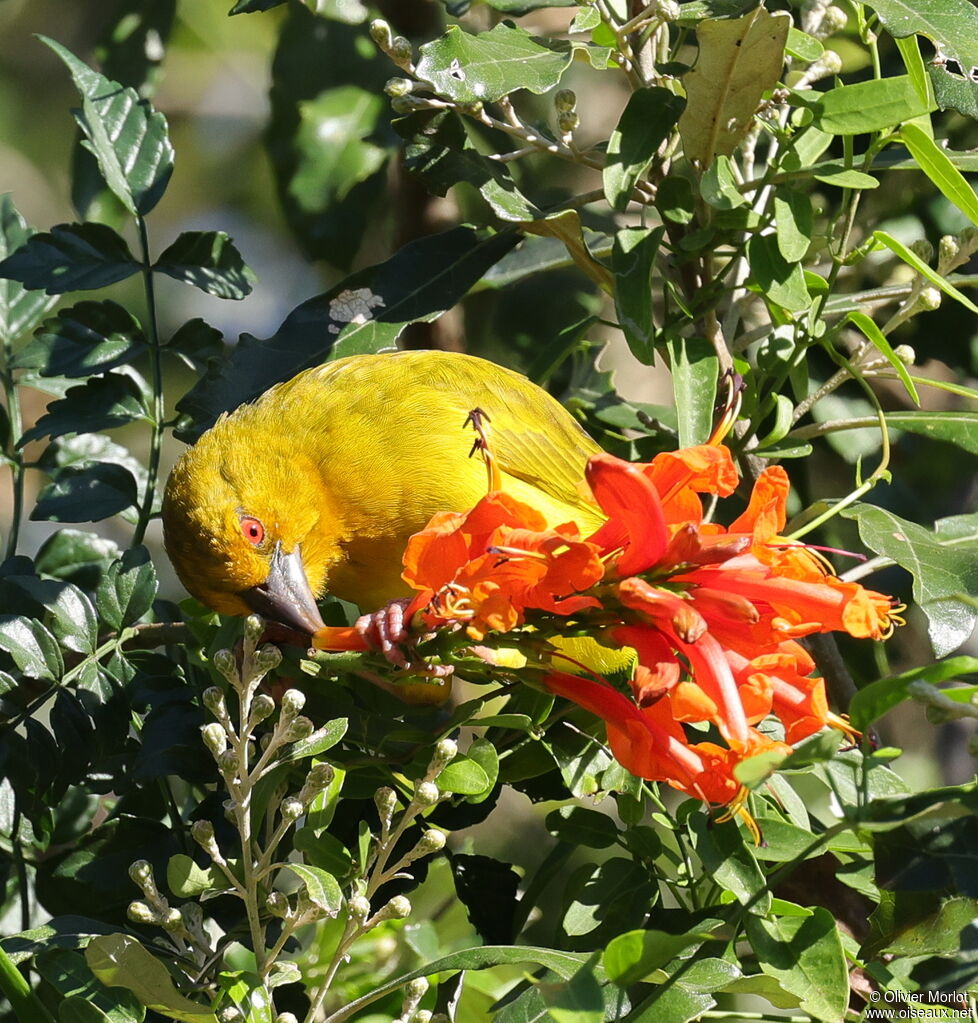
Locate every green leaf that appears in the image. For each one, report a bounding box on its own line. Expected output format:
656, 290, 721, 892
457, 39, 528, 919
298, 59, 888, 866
283, 717, 348, 761
748, 233, 810, 312
814, 75, 935, 134
745, 908, 848, 1022
688, 815, 770, 913
678, 7, 790, 164
35, 948, 144, 1023
12, 579, 98, 655
164, 318, 224, 373
842, 503, 978, 656
33, 462, 140, 523
282, 864, 342, 916
873, 229, 978, 313
20, 372, 148, 446
700, 155, 746, 210
603, 929, 713, 987
521, 211, 612, 292
849, 656, 978, 731
901, 122, 978, 229
844, 310, 919, 405
810, 162, 880, 190
229, 0, 286, 11
860, 0, 978, 118
153, 232, 255, 300
291, 87, 387, 210
416, 23, 572, 104
95, 547, 157, 631
175, 227, 517, 439
561, 858, 653, 939
464, 737, 500, 804
612, 226, 663, 365
484, 0, 576, 10
786, 27, 823, 62
35, 530, 121, 588
41, 37, 173, 216
0, 223, 138, 295
13, 301, 147, 378
545, 805, 618, 849
665, 335, 718, 447
437, 755, 491, 796
0, 195, 58, 342
0, 616, 63, 680
166, 854, 226, 898
85, 934, 217, 1022
773, 188, 812, 263
627, 984, 715, 1022
603, 87, 685, 211
539, 963, 604, 1023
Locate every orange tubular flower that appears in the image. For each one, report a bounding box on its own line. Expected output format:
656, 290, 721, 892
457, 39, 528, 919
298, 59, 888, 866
314, 443, 897, 818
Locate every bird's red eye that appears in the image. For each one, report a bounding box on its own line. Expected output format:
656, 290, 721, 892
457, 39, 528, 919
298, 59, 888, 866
240, 517, 265, 546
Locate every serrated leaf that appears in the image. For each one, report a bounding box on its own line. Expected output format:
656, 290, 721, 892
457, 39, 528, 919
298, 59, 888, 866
42, 37, 173, 216
0, 194, 58, 342
164, 318, 224, 373
0, 616, 64, 680
175, 227, 517, 439
603, 88, 685, 211
14, 301, 146, 378
95, 547, 157, 631
283, 863, 342, 916
0, 223, 138, 295
679, 7, 790, 164
153, 232, 255, 300
416, 22, 573, 104
20, 372, 148, 446
33, 463, 139, 523
814, 75, 935, 134
85, 934, 217, 1022
842, 503, 978, 656
35, 530, 121, 587
11, 577, 98, 655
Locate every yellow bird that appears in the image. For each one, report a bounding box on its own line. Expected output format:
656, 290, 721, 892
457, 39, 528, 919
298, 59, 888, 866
162, 351, 606, 651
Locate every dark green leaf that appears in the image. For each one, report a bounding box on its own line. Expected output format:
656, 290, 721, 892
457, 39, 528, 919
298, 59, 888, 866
0, 916, 120, 967
0, 223, 138, 295
748, 233, 810, 312
283, 863, 342, 916
0, 195, 58, 342
603, 88, 685, 211
35, 530, 121, 589
164, 318, 224, 373
38, 435, 147, 503
689, 815, 770, 913
416, 23, 572, 104
484, 0, 576, 10
176, 227, 517, 439
700, 155, 746, 209
14, 301, 146, 378
35, 948, 144, 1022
95, 546, 157, 631
621, 984, 715, 1023
230, 0, 286, 11
561, 858, 653, 941
11, 577, 98, 655
20, 372, 148, 446
539, 963, 604, 1023
810, 162, 879, 189
773, 188, 812, 263
545, 805, 618, 849
665, 335, 718, 446
42, 37, 173, 216
33, 463, 139, 523
612, 226, 663, 365
842, 504, 978, 656
283, 717, 348, 761
603, 928, 714, 986
153, 232, 255, 300
814, 75, 935, 134
450, 853, 519, 944
0, 615, 63, 680
655, 176, 695, 224
745, 908, 849, 1022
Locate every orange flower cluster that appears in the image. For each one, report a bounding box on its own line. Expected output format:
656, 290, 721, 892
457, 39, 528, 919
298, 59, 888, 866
319, 445, 898, 811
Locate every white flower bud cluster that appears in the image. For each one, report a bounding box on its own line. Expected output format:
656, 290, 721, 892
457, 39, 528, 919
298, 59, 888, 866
126, 858, 194, 947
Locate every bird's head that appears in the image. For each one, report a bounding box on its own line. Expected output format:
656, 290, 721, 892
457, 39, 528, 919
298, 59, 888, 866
162, 420, 334, 636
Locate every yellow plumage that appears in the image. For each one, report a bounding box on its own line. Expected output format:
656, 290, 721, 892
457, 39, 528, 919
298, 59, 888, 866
163, 350, 605, 630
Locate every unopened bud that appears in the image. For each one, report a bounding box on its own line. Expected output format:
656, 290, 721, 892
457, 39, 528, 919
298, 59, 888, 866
390, 36, 413, 65
128, 900, 155, 925
893, 344, 915, 365
414, 780, 441, 807
162, 907, 184, 932
266, 891, 289, 917
349, 895, 371, 920
248, 694, 273, 723
202, 687, 225, 715
217, 750, 238, 776
960, 226, 978, 251
201, 722, 228, 757
378, 895, 412, 921
803, 50, 842, 83
369, 18, 393, 51
219, 1009, 243, 1023
281, 798, 304, 822
391, 95, 415, 115
255, 644, 282, 675
375, 786, 398, 829
275, 1015, 299, 1023
128, 860, 153, 888
821, 5, 847, 34
287, 716, 314, 741
305, 762, 334, 789
428, 738, 457, 777
917, 286, 941, 311
554, 89, 576, 112
416, 829, 447, 855
460, 101, 484, 118
939, 234, 960, 269
415, 1014, 433, 1023
909, 238, 933, 264
281, 689, 306, 718
213, 649, 238, 683
557, 110, 579, 134
401, 977, 429, 1017
385, 78, 413, 97
656, 0, 680, 18
191, 819, 216, 850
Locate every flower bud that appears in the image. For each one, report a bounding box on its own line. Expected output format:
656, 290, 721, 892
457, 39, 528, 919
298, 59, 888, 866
191, 819, 216, 849
305, 762, 335, 788
250, 693, 275, 723
245, 615, 264, 644
377, 895, 412, 921
127, 900, 156, 925
656, 0, 680, 19
162, 907, 185, 933
390, 36, 413, 64
213, 649, 238, 684
427, 738, 457, 777
266, 891, 289, 917
385, 78, 413, 97
554, 89, 576, 113
281, 689, 306, 718
415, 1014, 433, 1023
287, 716, 315, 741
821, 5, 847, 34
400, 977, 429, 1019
202, 687, 226, 716
939, 234, 959, 268
557, 110, 579, 135
128, 860, 153, 888
219, 1009, 243, 1023
893, 344, 915, 366
416, 829, 447, 855
909, 239, 933, 264
917, 286, 941, 311
255, 644, 282, 675
375, 786, 398, 828
459, 101, 484, 118
217, 750, 238, 776
349, 895, 371, 920
414, 780, 441, 807
201, 722, 228, 757
275, 1015, 299, 1023
369, 18, 393, 51
960, 225, 978, 251
281, 798, 304, 822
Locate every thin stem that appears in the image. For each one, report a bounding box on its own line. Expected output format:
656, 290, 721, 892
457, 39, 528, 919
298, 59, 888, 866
1, 335, 24, 560
132, 215, 164, 548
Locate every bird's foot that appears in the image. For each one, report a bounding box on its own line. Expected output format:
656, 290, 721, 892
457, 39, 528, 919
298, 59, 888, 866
354, 599, 454, 678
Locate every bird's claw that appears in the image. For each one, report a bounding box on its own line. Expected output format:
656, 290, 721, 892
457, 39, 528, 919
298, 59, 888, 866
354, 599, 453, 678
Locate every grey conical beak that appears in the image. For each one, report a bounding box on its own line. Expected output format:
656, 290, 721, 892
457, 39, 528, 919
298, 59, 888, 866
241, 542, 325, 635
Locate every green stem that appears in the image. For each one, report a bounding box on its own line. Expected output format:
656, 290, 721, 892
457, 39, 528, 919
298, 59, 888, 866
1, 335, 25, 561
132, 215, 164, 548
0, 942, 56, 1023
